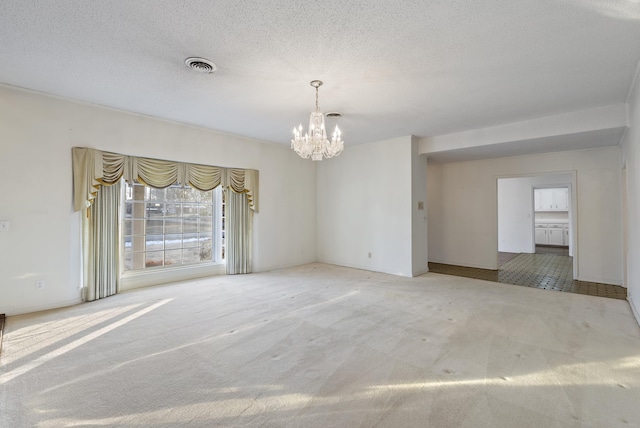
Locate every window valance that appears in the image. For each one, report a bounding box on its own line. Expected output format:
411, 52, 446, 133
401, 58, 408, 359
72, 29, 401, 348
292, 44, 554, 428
72, 147, 259, 212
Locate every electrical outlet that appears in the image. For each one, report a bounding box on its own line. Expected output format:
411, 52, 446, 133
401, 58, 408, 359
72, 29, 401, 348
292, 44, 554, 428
368, 252, 372, 258
36, 280, 45, 290
0, 220, 9, 231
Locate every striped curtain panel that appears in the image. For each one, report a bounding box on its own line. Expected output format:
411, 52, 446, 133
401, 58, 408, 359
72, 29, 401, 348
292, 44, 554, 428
225, 190, 253, 274
83, 182, 121, 301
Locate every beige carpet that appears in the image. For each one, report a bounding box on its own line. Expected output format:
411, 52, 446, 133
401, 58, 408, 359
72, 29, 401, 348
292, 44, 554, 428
1, 263, 639, 427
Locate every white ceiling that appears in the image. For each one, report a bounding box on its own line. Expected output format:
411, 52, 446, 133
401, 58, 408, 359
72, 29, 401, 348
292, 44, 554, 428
1, 0, 639, 154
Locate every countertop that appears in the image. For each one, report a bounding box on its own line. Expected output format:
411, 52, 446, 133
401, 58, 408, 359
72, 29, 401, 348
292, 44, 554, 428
535, 219, 569, 224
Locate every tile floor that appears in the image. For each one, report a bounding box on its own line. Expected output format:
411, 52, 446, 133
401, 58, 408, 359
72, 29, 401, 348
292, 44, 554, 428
429, 248, 627, 300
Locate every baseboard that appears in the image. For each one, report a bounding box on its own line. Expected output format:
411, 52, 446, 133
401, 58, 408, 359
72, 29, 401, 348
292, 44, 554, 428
4, 298, 83, 317
120, 263, 225, 291
316, 258, 413, 278
428, 259, 496, 271
255, 258, 319, 273
576, 276, 623, 287
412, 267, 430, 277
629, 295, 640, 327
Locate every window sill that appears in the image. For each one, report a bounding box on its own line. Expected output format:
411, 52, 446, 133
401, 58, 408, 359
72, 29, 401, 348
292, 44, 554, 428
120, 262, 225, 291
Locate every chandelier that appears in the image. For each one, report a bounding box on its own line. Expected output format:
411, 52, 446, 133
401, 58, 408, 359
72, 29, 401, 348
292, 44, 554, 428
291, 80, 344, 161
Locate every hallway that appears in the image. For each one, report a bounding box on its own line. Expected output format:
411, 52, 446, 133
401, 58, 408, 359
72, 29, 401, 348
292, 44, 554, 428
428, 248, 627, 300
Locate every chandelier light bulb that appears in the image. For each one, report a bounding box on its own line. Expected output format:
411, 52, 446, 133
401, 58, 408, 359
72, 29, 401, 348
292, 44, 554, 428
332, 125, 341, 139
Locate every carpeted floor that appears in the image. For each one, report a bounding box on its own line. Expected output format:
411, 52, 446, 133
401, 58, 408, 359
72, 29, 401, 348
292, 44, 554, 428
1, 264, 639, 427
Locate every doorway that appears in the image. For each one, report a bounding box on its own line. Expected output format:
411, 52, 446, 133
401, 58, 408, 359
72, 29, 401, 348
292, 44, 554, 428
497, 172, 577, 280
532, 185, 572, 257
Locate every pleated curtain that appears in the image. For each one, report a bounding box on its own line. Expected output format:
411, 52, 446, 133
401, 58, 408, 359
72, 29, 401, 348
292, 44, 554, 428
83, 182, 121, 301
73, 147, 258, 300
226, 190, 253, 274
72, 147, 257, 210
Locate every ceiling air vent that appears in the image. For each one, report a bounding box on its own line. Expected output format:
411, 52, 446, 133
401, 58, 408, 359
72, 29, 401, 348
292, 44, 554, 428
185, 57, 217, 74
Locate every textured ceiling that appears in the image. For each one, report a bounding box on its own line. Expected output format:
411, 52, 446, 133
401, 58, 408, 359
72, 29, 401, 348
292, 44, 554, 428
1, 0, 639, 149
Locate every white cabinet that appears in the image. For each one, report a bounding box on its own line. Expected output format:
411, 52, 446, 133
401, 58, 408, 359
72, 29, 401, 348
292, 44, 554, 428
547, 224, 564, 245
535, 225, 548, 245
553, 188, 569, 211
534, 188, 569, 211
535, 223, 569, 247
534, 189, 542, 211
535, 189, 553, 211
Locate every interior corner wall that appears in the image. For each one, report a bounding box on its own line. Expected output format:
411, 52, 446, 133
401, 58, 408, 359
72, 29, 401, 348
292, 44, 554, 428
316, 136, 414, 276
0, 84, 317, 316
411, 137, 429, 276
622, 63, 640, 324
427, 146, 623, 285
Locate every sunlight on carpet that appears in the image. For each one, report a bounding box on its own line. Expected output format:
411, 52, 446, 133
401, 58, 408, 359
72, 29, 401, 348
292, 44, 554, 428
1, 264, 639, 427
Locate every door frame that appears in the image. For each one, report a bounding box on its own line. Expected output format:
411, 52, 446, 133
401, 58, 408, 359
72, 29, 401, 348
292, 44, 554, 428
496, 171, 578, 279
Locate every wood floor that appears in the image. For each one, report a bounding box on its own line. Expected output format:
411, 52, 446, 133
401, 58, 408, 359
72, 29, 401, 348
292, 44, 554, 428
429, 249, 627, 300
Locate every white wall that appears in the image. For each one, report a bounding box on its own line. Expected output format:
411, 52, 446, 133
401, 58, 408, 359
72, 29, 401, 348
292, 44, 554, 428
498, 178, 534, 253
498, 174, 572, 253
427, 163, 443, 266
411, 137, 429, 276
0, 85, 317, 316
621, 62, 640, 324
428, 146, 623, 285
420, 104, 627, 154
317, 136, 418, 276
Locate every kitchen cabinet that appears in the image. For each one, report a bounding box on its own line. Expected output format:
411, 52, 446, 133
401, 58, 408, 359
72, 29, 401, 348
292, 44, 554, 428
553, 188, 569, 211
535, 224, 548, 245
534, 188, 569, 211
535, 223, 569, 247
535, 189, 553, 211
548, 224, 564, 245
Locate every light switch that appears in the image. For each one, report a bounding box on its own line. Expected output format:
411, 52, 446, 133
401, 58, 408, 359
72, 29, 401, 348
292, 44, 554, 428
0, 220, 9, 231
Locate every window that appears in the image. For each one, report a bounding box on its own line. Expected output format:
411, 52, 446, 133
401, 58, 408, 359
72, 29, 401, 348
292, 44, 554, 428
123, 182, 224, 271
